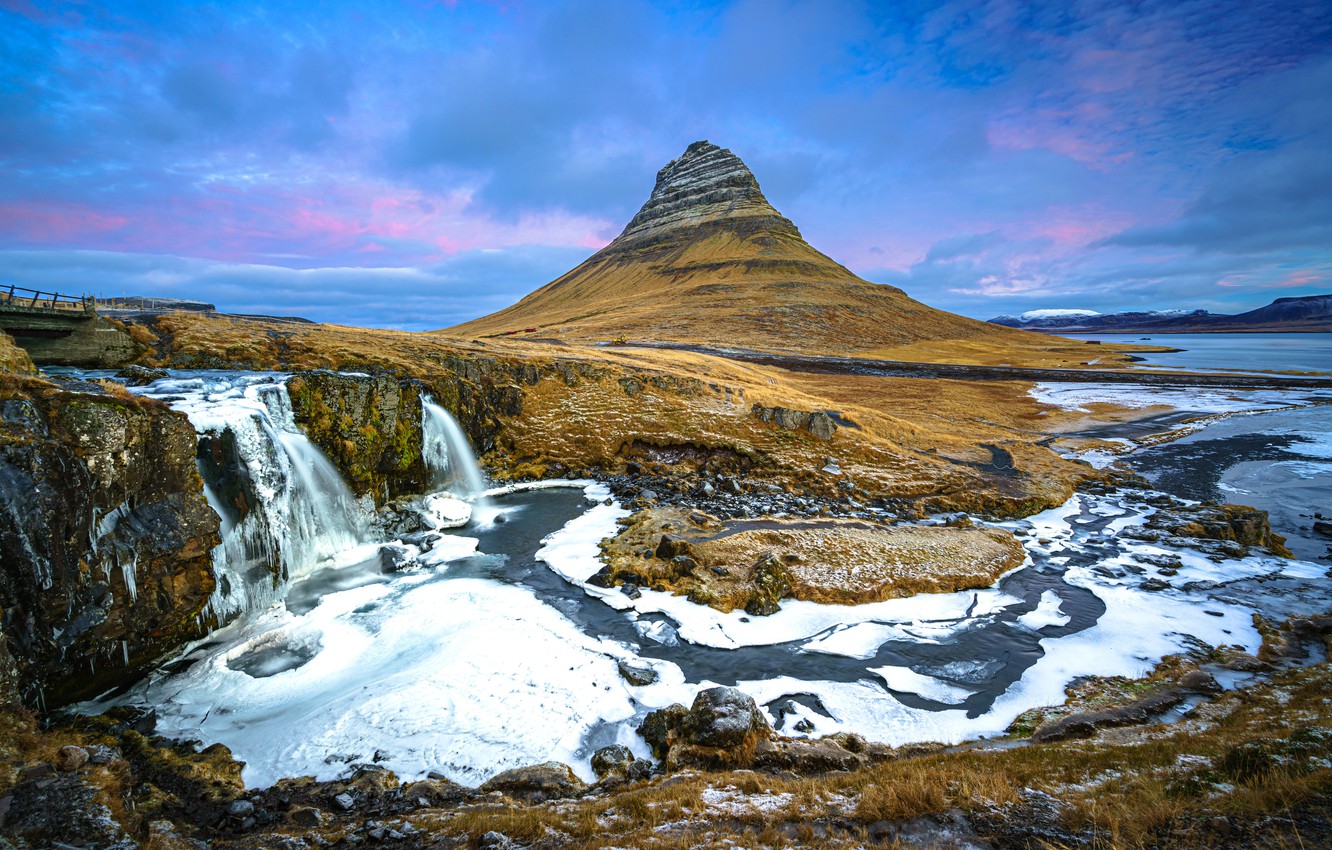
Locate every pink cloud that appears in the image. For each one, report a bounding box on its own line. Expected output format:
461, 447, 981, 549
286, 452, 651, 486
0, 201, 129, 242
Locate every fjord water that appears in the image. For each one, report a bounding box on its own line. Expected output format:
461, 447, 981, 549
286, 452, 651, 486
82, 370, 1332, 788
1068, 332, 1332, 375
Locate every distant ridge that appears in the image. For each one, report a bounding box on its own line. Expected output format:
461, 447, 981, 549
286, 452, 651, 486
991, 294, 1332, 334
445, 141, 1041, 355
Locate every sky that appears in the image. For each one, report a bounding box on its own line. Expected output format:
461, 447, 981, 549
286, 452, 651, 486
1, 0, 1330, 331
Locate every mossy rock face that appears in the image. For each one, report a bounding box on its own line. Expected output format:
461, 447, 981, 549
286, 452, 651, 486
287, 371, 431, 505
286, 366, 526, 505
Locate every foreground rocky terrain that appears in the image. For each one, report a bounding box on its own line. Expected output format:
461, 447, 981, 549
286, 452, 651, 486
1, 613, 1328, 849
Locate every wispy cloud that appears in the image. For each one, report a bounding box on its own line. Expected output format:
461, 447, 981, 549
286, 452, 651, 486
0, 0, 1329, 324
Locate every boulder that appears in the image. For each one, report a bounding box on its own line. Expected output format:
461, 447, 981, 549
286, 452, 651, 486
655, 534, 697, 561
685, 686, 771, 748
745, 552, 793, 616
591, 744, 636, 778
617, 661, 659, 686
55, 745, 89, 772
479, 761, 587, 803
807, 412, 837, 441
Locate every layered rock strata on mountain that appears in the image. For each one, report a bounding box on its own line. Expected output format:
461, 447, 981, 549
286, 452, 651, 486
0, 379, 220, 706
614, 140, 802, 245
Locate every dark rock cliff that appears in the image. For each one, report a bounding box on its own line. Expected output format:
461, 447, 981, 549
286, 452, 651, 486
0, 378, 220, 707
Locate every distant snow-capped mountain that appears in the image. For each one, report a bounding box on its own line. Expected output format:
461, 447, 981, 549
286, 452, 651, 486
990, 295, 1332, 333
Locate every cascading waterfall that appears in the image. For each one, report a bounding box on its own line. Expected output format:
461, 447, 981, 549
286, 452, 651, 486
135, 373, 365, 619
421, 395, 489, 499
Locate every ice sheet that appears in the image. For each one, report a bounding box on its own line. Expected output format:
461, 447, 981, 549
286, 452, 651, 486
133, 577, 641, 788
1029, 383, 1321, 414
871, 665, 973, 704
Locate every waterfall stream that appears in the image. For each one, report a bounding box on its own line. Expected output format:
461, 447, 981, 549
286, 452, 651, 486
421, 395, 488, 498
135, 373, 366, 619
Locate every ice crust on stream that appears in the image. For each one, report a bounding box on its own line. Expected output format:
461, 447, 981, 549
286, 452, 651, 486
90, 371, 1332, 789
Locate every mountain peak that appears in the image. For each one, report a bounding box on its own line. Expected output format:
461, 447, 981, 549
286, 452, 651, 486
446, 142, 1027, 355
615, 140, 799, 244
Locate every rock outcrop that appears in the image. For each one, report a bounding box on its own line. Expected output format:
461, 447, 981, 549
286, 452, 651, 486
614, 140, 801, 245
286, 371, 432, 506
0, 377, 220, 706
285, 366, 527, 505
752, 404, 838, 440
1126, 501, 1292, 557
0, 330, 36, 375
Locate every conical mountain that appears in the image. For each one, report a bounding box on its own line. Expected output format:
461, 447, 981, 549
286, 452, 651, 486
447, 141, 1037, 356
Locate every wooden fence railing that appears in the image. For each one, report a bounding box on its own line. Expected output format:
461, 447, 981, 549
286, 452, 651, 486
0, 284, 93, 313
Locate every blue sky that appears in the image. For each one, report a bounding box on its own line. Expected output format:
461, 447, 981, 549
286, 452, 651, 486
1, 0, 1329, 330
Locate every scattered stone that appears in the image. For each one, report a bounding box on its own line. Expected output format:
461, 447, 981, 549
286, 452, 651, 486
332, 791, 355, 811
1140, 578, 1171, 592
114, 364, 169, 386
626, 759, 654, 781
655, 534, 696, 561
617, 660, 659, 686
85, 744, 122, 765
228, 799, 256, 817
55, 745, 89, 772
288, 806, 325, 828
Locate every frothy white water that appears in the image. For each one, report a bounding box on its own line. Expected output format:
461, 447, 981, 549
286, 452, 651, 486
134, 374, 365, 619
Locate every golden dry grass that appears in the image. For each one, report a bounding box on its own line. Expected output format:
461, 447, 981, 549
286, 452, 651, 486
0, 330, 36, 375
442, 215, 1154, 371
131, 311, 1121, 517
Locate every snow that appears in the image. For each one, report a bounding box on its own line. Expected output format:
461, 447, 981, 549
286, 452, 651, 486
1019, 309, 1101, 320
1029, 383, 1315, 414
118, 576, 642, 788
535, 482, 632, 584
1017, 590, 1070, 630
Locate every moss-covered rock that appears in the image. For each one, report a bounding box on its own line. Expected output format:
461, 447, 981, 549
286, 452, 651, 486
286, 370, 431, 505
0, 378, 220, 707
286, 365, 530, 505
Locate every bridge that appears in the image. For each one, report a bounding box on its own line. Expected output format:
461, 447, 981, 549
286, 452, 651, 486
1, 285, 142, 367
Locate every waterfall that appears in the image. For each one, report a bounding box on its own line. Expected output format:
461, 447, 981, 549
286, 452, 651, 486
135, 374, 365, 619
421, 395, 488, 499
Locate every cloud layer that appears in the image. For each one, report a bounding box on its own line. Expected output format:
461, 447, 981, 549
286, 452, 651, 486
1, 0, 1329, 327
